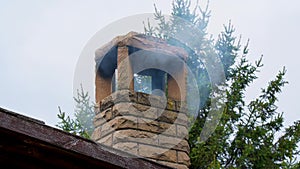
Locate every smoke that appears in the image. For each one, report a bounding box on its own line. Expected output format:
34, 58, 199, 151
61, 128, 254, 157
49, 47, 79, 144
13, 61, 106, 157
74, 13, 228, 154
96, 46, 117, 78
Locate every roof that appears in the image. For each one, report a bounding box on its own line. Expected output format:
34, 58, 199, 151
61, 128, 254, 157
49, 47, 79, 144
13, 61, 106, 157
0, 107, 171, 169
94, 31, 188, 63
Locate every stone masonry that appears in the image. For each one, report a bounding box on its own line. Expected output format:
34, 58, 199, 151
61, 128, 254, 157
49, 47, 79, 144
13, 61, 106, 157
92, 90, 190, 169
93, 32, 190, 169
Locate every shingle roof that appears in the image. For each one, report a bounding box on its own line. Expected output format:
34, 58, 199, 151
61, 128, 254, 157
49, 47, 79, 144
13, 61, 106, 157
0, 107, 172, 169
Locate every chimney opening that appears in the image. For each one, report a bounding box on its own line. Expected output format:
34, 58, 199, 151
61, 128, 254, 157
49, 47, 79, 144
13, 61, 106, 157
133, 68, 167, 96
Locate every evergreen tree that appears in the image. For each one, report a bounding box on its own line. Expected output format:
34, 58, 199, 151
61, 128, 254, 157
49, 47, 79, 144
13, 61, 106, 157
56, 85, 94, 139
146, 0, 300, 168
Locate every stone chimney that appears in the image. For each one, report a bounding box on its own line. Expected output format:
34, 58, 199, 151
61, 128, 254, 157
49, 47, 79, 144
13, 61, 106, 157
92, 32, 190, 169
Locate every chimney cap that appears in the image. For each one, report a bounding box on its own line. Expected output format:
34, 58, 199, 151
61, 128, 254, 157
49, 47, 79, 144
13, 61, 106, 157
95, 31, 188, 63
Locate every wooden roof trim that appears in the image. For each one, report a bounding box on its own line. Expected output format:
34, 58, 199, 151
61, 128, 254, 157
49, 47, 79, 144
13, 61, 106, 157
0, 107, 171, 169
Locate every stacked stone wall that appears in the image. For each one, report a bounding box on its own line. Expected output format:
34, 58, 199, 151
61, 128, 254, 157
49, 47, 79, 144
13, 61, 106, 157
92, 90, 190, 169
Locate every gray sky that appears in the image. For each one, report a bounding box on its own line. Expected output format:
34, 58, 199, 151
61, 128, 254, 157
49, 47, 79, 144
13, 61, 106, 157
0, 0, 299, 129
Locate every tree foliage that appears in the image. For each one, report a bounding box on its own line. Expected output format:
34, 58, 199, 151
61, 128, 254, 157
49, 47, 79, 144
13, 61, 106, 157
146, 0, 300, 168
56, 85, 94, 139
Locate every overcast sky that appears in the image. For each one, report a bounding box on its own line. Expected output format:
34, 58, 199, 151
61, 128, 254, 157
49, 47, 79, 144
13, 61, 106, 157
0, 0, 299, 129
